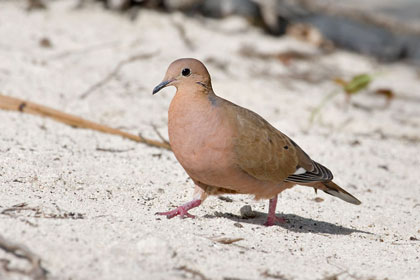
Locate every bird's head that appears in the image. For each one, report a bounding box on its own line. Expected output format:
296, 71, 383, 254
152, 58, 212, 94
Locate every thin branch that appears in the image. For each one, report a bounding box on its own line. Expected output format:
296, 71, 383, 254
49, 41, 119, 60
261, 270, 290, 280
171, 19, 196, 51
26, 0, 46, 11
151, 124, 170, 146
176, 265, 209, 280
1, 203, 85, 220
80, 51, 158, 99
0, 234, 47, 280
96, 147, 135, 153
0, 94, 171, 150
212, 237, 244, 245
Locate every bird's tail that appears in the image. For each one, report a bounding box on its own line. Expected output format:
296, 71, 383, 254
321, 181, 361, 205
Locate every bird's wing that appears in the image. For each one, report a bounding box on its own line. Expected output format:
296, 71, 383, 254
227, 102, 333, 184
228, 104, 299, 183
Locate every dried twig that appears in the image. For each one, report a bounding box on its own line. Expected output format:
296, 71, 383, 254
80, 51, 158, 99
171, 19, 196, 51
324, 256, 381, 280
353, 129, 420, 144
0, 94, 171, 150
238, 45, 315, 63
321, 271, 345, 280
176, 265, 209, 280
1, 203, 85, 220
212, 237, 244, 245
261, 270, 290, 280
0, 234, 47, 280
96, 147, 135, 153
151, 124, 170, 146
49, 41, 119, 60
27, 0, 46, 11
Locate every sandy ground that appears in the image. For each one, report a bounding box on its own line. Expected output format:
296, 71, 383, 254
1, 1, 420, 279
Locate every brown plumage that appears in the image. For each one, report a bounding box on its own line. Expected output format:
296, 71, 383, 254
153, 58, 360, 226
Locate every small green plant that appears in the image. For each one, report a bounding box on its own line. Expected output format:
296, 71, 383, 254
310, 73, 376, 123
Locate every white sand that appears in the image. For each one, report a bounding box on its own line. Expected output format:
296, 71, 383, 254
0, 1, 419, 279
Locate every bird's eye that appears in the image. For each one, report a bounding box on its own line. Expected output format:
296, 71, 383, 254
182, 68, 191, 76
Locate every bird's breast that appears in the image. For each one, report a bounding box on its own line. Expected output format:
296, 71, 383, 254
168, 94, 235, 180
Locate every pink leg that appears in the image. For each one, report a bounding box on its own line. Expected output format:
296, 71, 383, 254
156, 199, 202, 219
264, 195, 286, 226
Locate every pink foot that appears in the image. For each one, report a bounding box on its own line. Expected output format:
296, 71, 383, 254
156, 207, 195, 219
156, 199, 201, 219
263, 195, 287, 226
264, 216, 287, 227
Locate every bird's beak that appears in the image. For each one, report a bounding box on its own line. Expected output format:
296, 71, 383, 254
152, 79, 173, 95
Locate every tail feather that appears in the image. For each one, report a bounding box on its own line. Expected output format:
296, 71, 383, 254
322, 181, 361, 205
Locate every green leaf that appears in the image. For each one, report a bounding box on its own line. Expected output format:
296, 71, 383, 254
343, 74, 373, 94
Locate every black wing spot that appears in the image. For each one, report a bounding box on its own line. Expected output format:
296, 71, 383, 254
283, 145, 288, 149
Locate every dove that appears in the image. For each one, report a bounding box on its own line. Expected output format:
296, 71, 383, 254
153, 58, 360, 226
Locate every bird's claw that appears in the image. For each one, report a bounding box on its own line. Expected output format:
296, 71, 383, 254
156, 199, 201, 219
156, 207, 196, 219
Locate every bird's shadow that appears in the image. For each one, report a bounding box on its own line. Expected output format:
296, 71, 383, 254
204, 211, 371, 235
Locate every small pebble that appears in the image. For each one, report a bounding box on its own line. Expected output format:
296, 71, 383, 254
313, 197, 324, 203
240, 205, 256, 219
39, 37, 52, 48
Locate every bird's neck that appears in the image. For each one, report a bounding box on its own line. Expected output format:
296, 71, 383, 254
172, 81, 216, 104
168, 83, 219, 126
175, 80, 212, 95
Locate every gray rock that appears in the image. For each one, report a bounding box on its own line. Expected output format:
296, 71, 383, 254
239, 205, 257, 219
302, 15, 408, 61
164, 0, 203, 11
201, 0, 259, 18
106, 0, 131, 10
273, 0, 420, 62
